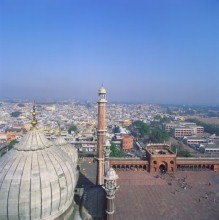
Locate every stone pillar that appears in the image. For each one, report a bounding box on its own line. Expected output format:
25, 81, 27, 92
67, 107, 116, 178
97, 86, 107, 185
106, 197, 114, 220
103, 168, 119, 220
104, 140, 111, 173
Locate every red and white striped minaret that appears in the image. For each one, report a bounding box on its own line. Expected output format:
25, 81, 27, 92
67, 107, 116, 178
96, 86, 107, 185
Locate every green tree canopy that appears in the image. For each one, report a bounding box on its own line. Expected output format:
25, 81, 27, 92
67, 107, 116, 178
113, 125, 120, 133
149, 128, 169, 143
10, 111, 22, 117
110, 142, 125, 157
171, 145, 192, 157
133, 120, 150, 137
8, 139, 18, 151
17, 103, 25, 107
68, 124, 77, 134
160, 116, 171, 123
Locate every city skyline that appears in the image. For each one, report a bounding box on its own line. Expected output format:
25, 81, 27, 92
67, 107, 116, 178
0, 0, 218, 105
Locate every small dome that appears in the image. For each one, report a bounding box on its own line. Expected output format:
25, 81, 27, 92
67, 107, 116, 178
105, 140, 111, 147
54, 136, 78, 166
0, 129, 78, 220
98, 86, 106, 95
105, 168, 118, 181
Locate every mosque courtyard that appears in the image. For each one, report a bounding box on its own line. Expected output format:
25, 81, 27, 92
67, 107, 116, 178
76, 159, 219, 220
114, 170, 219, 220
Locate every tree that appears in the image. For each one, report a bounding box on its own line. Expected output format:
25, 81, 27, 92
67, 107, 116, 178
171, 145, 177, 153
10, 111, 22, 117
8, 139, 18, 151
17, 103, 25, 107
113, 125, 120, 133
160, 116, 171, 123
133, 120, 150, 137
171, 145, 192, 157
68, 124, 77, 134
149, 128, 169, 143
110, 142, 125, 157
154, 115, 161, 120
178, 150, 192, 157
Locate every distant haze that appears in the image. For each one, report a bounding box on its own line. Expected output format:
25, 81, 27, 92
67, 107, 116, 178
0, 0, 218, 105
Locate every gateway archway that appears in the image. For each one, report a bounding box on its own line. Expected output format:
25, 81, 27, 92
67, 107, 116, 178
159, 163, 167, 174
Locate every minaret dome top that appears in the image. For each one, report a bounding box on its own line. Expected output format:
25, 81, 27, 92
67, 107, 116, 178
98, 86, 106, 95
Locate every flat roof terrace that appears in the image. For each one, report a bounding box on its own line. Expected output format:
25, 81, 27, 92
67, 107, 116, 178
146, 144, 175, 155
150, 148, 174, 155
114, 171, 219, 220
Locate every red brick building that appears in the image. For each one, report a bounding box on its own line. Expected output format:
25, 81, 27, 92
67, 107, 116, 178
146, 144, 177, 173
5, 127, 26, 142
110, 143, 219, 173
122, 135, 133, 152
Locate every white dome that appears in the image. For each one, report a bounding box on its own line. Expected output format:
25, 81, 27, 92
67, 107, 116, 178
105, 168, 118, 181
54, 136, 78, 166
98, 86, 106, 95
0, 129, 78, 220
105, 140, 111, 147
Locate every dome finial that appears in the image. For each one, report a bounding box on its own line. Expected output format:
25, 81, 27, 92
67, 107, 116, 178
98, 85, 106, 95
31, 102, 37, 128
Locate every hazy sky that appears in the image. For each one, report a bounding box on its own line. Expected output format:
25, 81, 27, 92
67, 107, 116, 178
0, 0, 218, 104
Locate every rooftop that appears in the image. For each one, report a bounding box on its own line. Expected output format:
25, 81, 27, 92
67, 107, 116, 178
146, 144, 175, 155
76, 159, 106, 219
114, 171, 219, 220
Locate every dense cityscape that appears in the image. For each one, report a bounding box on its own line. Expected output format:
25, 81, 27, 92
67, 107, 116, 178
1, 98, 219, 158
